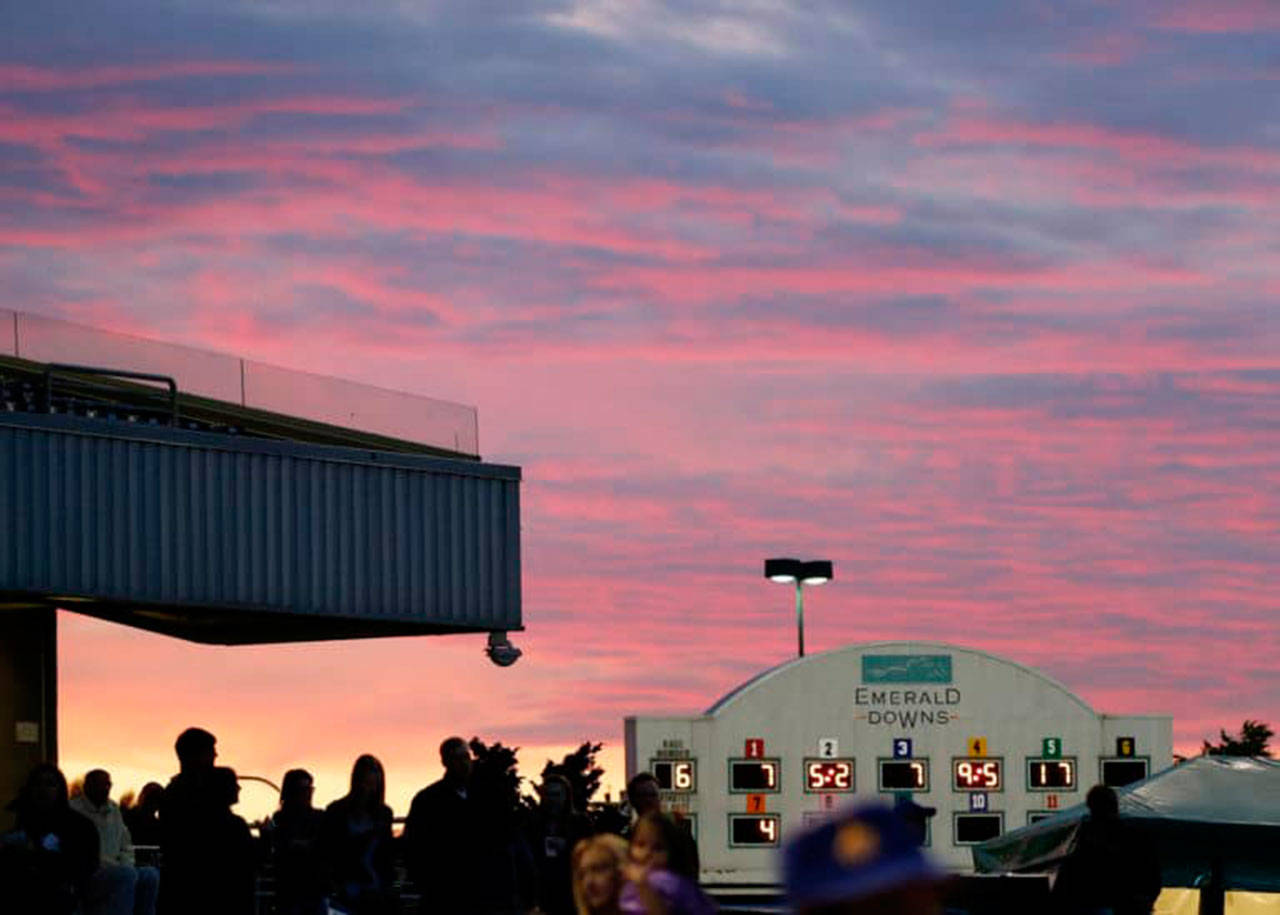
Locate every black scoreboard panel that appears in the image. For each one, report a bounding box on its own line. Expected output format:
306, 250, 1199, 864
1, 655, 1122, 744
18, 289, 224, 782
1026, 757, 1076, 790
651, 759, 696, 792
803, 758, 855, 793
727, 758, 781, 793
953, 812, 1003, 844
951, 757, 1003, 791
1100, 758, 1149, 788
877, 758, 929, 791
728, 814, 780, 847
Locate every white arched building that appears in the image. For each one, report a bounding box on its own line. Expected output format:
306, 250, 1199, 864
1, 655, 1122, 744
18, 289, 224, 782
625, 641, 1171, 881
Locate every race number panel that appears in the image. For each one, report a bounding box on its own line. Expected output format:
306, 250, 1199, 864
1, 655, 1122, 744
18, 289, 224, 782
728, 758, 781, 793
651, 759, 696, 792
1026, 757, 1077, 791
951, 757, 1003, 792
877, 757, 929, 792
1100, 757, 1149, 788
803, 758, 855, 794
953, 812, 1003, 844
728, 814, 780, 847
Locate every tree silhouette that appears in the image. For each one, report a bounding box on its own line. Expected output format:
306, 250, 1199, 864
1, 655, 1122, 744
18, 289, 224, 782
1202, 719, 1273, 757
468, 737, 527, 815
540, 741, 605, 812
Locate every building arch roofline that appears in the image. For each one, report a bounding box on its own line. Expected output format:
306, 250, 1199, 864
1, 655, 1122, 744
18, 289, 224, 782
704, 640, 1095, 716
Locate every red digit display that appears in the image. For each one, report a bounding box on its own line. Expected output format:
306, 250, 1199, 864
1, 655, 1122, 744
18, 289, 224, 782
952, 758, 1002, 790
803, 759, 855, 793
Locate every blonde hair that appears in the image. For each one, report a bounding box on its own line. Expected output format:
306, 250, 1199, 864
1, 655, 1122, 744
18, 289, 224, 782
572, 833, 629, 915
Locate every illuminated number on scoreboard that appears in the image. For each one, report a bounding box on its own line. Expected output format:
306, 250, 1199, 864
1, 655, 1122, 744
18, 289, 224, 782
728, 814, 780, 847
651, 760, 696, 792
877, 758, 929, 791
728, 759, 781, 793
953, 758, 1002, 791
1027, 757, 1076, 790
803, 758, 855, 793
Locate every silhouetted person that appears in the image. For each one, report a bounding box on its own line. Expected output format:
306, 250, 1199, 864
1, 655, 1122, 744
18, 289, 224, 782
71, 768, 159, 915
0, 763, 100, 915
625, 773, 661, 827
1197, 857, 1225, 915
892, 796, 936, 849
321, 754, 396, 915
266, 769, 327, 915
157, 726, 218, 915
204, 767, 256, 915
405, 736, 482, 915
123, 782, 164, 850
623, 773, 698, 875
1052, 784, 1161, 915
469, 749, 536, 915
528, 773, 592, 915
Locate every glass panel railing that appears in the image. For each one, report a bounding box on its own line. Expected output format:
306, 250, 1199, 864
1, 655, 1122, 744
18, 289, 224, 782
0, 310, 16, 356
7, 311, 478, 455
242, 360, 478, 456
15, 312, 243, 403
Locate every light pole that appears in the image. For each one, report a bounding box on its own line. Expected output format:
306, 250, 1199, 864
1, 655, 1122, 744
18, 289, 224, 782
764, 558, 833, 657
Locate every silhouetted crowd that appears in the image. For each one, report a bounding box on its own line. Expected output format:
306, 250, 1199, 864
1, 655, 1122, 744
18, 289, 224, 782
0, 729, 713, 915
1, 730, 1162, 915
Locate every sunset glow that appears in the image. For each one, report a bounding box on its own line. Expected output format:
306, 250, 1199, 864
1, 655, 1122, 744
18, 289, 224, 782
3, 0, 1276, 820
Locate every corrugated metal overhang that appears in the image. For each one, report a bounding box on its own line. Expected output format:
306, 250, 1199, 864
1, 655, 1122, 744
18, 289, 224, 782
0, 413, 521, 644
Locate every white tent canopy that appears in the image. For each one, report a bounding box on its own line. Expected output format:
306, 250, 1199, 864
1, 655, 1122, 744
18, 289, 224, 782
973, 757, 1280, 892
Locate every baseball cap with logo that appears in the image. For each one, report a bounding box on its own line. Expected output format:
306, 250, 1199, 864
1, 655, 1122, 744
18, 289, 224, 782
782, 802, 944, 910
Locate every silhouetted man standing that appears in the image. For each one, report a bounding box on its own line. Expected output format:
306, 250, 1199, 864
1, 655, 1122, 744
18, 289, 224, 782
157, 727, 218, 915
625, 772, 662, 827
404, 737, 480, 915
1052, 784, 1161, 915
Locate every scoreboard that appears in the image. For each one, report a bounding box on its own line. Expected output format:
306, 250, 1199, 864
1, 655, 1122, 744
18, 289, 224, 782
625, 641, 1171, 880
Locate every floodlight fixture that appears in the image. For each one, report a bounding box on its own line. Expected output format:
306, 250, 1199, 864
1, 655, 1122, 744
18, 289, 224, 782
763, 557, 834, 658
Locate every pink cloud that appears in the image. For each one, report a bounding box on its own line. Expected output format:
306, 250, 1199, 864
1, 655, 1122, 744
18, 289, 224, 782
1155, 0, 1280, 33
0, 60, 297, 92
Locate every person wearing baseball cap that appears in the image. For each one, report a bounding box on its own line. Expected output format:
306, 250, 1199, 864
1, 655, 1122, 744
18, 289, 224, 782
892, 795, 936, 849
782, 802, 947, 914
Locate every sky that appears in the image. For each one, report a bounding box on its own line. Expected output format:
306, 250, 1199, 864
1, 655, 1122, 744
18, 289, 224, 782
2, 0, 1278, 819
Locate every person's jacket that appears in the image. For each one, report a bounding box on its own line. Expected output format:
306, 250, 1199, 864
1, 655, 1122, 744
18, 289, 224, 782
70, 794, 136, 867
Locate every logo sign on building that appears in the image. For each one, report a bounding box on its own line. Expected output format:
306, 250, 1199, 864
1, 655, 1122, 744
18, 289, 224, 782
862, 655, 953, 683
